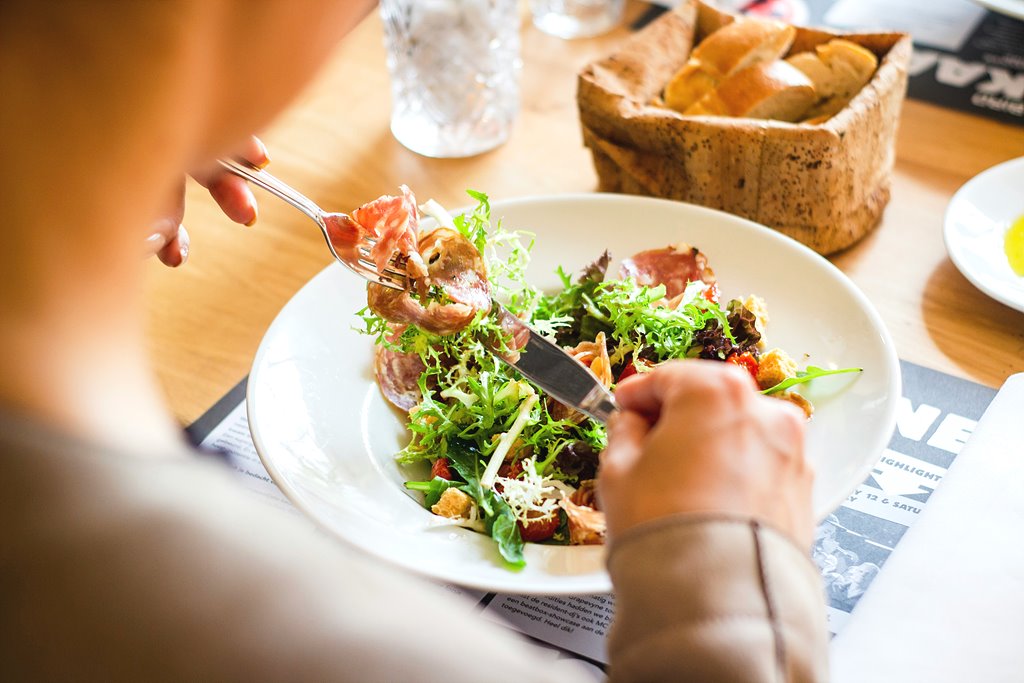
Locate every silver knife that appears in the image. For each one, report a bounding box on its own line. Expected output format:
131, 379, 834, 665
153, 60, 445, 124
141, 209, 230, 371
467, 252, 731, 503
493, 303, 618, 424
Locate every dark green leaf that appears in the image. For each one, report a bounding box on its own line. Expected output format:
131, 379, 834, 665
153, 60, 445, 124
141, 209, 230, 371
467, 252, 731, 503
485, 494, 525, 568
548, 509, 571, 546
445, 439, 490, 515
445, 439, 525, 569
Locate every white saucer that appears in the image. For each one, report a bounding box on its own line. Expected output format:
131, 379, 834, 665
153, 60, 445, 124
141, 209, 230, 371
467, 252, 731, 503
943, 157, 1024, 314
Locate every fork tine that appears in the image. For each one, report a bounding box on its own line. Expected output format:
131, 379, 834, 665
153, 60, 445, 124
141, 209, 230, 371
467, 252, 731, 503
332, 232, 408, 290
346, 248, 408, 289
214, 159, 408, 290
356, 258, 407, 279
345, 257, 404, 285
355, 254, 408, 274
355, 238, 409, 281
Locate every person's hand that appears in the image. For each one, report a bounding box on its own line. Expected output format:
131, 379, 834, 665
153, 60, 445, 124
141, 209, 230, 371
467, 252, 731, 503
599, 359, 815, 549
145, 136, 270, 267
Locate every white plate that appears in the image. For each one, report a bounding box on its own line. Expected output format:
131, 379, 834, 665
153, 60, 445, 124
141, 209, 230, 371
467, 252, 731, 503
971, 0, 1024, 19
944, 157, 1024, 314
247, 194, 900, 595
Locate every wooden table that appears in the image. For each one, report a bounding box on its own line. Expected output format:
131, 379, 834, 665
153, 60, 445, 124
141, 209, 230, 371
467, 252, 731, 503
144, 4, 1024, 426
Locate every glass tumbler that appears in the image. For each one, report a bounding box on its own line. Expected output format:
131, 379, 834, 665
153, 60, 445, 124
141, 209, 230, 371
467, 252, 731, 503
530, 0, 625, 39
380, 0, 521, 159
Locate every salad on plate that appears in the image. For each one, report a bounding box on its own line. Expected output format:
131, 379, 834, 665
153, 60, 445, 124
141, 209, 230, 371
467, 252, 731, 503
338, 188, 859, 568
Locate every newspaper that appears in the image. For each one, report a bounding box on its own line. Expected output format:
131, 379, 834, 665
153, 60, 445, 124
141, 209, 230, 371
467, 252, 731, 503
643, 0, 1024, 126
192, 360, 994, 672
829, 373, 1024, 682
812, 360, 995, 634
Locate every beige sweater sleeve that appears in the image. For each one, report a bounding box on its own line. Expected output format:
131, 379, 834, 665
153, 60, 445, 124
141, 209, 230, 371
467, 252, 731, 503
606, 515, 829, 683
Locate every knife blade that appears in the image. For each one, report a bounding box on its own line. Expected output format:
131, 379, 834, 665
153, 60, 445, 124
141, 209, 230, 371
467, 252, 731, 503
492, 303, 618, 424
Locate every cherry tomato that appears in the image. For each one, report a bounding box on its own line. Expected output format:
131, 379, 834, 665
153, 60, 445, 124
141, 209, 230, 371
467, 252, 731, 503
726, 351, 759, 380
493, 460, 524, 494
616, 358, 654, 383
497, 460, 523, 480
431, 458, 452, 480
617, 362, 640, 382
518, 512, 560, 543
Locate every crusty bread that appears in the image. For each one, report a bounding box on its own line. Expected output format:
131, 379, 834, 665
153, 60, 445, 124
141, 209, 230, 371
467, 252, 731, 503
663, 63, 719, 113
684, 60, 816, 121
787, 39, 878, 120
663, 18, 796, 112
577, 0, 912, 255
786, 51, 832, 92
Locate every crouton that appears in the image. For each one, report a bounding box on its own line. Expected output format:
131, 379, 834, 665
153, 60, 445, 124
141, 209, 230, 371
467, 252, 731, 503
756, 347, 798, 390
431, 488, 474, 519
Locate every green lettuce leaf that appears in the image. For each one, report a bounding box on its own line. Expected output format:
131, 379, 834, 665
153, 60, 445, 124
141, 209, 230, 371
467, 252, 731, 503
761, 366, 863, 395
445, 439, 525, 569
404, 477, 460, 509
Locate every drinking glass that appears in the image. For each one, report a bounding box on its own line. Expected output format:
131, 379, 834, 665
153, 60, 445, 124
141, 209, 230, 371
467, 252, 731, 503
529, 0, 625, 39
380, 0, 521, 158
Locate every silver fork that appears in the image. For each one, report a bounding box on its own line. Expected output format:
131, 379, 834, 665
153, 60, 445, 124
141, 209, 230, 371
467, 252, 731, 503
217, 158, 407, 290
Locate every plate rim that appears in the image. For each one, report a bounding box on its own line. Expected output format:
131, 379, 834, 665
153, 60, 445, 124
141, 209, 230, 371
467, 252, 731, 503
247, 192, 901, 593
943, 156, 1024, 315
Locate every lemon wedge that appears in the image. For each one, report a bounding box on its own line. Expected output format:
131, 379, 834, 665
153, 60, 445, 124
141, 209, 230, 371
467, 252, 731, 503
1006, 214, 1024, 277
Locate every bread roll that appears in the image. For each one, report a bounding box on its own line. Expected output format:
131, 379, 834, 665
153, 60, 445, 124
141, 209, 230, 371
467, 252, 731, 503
787, 39, 878, 120
578, 0, 912, 255
664, 18, 796, 112
684, 60, 816, 121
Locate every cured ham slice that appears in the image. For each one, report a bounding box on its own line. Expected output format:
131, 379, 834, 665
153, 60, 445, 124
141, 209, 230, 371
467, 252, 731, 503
374, 345, 425, 411
354, 185, 427, 278
547, 332, 612, 423
559, 497, 606, 545
568, 332, 612, 388
330, 185, 488, 336
367, 228, 490, 336
324, 185, 427, 279
619, 244, 716, 299
570, 479, 600, 510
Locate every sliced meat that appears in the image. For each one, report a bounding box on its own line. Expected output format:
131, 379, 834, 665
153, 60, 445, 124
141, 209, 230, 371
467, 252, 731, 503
546, 397, 587, 425
570, 479, 600, 510
324, 185, 427, 279
367, 294, 477, 337
367, 227, 490, 336
547, 333, 612, 423
374, 345, 425, 411
560, 497, 606, 545
568, 332, 612, 388
618, 244, 716, 299
415, 228, 489, 309
356, 185, 426, 277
